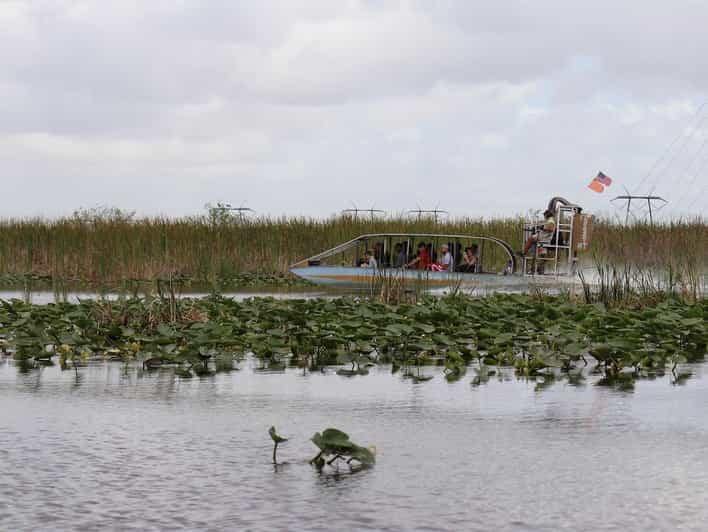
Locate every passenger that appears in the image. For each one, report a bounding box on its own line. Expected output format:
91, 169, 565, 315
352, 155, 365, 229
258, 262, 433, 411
406, 242, 431, 270
360, 249, 378, 268
374, 241, 390, 267
521, 209, 556, 256
470, 244, 480, 271
459, 247, 472, 272
460, 244, 479, 273
431, 244, 453, 272
393, 243, 407, 267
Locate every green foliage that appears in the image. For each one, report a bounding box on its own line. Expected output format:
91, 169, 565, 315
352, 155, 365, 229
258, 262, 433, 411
311, 428, 376, 468
0, 293, 706, 391
71, 205, 136, 224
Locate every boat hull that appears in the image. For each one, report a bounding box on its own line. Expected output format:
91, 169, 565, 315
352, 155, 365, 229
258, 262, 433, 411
290, 266, 484, 289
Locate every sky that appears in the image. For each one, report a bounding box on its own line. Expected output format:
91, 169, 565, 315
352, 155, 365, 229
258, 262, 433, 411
1, 0, 707, 221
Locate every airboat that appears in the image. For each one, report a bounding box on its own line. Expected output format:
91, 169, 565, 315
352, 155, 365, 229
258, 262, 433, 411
290, 198, 592, 290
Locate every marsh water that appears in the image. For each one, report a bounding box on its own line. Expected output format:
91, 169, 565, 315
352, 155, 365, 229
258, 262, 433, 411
0, 273, 577, 305
2, 357, 708, 531
0, 288, 334, 305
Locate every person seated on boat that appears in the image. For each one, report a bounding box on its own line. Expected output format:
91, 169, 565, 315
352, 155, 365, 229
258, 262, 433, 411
460, 244, 479, 273
521, 209, 556, 256
359, 250, 378, 268
406, 242, 431, 270
374, 241, 389, 267
393, 243, 408, 267
431, 244, 453, 272
453, 242, 462, 265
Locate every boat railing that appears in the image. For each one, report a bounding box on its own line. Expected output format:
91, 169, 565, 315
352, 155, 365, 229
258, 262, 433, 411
290, 233, 517, 273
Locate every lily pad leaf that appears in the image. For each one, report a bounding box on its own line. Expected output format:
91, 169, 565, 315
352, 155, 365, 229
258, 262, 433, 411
268, 426, 288, 443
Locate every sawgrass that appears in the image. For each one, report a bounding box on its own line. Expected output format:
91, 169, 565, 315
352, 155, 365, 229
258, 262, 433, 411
0, 214, 705, 285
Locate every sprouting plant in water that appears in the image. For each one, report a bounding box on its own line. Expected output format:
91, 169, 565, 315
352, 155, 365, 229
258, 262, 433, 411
443, 349, 467, 382
268, 426, 288, 465
310, 428, 376, 470
335, 348, 373, 376
471, 363, 497, 387
57, 343, 91, 377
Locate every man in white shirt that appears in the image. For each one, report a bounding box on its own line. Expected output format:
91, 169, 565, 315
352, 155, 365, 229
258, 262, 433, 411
440, 244, 452, 271
431, 244, 453, 272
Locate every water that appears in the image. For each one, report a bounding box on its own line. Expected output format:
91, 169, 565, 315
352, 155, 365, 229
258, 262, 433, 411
2, 358, 707, 531
0, 274, 576, 304
0, 289, 333, 305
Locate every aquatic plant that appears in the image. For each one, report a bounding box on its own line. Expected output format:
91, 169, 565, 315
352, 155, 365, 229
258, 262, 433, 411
443, 349, 467, 382
0, 292, 705, 390
268, 426, 288, 464
310, 428, 376, 469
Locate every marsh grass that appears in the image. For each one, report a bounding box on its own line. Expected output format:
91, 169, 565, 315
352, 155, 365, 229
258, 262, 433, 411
578, 261, 705, 306
578, 219, 708, 306
587, 218, 707, 297
0, 214, 705, 286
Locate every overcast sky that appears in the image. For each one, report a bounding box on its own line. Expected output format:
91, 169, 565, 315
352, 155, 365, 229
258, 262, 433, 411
1, 0, 707, 220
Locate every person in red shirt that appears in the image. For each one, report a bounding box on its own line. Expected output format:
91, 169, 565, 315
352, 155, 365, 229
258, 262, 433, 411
407, 242, 431, 270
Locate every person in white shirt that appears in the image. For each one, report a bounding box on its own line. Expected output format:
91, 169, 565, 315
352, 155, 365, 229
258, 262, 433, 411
431, 244, 452, 272
440, 244, 452, 271
360, 250, 377, 268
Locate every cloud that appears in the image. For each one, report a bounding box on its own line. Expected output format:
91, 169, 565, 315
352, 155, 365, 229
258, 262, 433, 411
0, 0, 706, 219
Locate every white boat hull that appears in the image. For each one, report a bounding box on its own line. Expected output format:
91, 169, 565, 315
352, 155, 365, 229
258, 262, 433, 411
290, 266, 501, 289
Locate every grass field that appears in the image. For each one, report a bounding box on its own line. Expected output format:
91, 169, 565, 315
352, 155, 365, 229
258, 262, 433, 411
0, 212, 705, 286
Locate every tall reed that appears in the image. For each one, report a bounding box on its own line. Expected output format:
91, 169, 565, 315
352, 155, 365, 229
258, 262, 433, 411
586, 218, 707, 300
0, 214, 705, 285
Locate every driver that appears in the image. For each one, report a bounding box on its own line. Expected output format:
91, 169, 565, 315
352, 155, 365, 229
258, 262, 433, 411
520, 209, 556, 256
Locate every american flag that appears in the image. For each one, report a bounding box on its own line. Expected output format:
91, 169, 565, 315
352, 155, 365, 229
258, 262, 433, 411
588, 171, 612, 193
595, 171, 612, 186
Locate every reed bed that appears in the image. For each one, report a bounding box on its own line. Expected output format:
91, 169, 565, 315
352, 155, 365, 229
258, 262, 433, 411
587, 218, 708, 300
0, 214, 705, 285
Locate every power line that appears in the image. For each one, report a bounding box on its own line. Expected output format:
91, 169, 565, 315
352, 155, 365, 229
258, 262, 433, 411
341, 206, 386, 220
407, 207, 449, 223
611, 195, 668, 225
660, 123, 708, 205
633, 98, 708, 195
213, 202, 255, 221
670, 138, 708, 213
684, 181, 708, 213
651, 107, 708, 193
